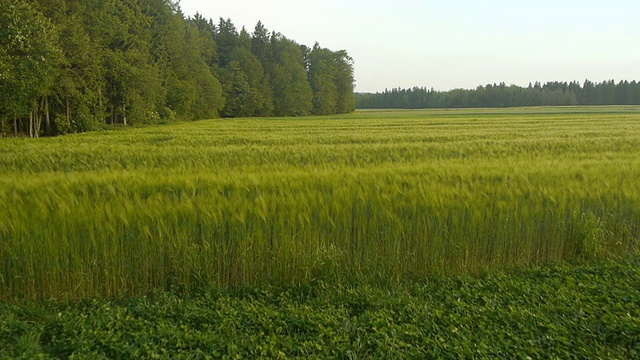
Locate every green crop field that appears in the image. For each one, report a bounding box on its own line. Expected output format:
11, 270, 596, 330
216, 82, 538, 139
1, 107, 640, 357
1, 107, 639, 300
2, 259, 639, 358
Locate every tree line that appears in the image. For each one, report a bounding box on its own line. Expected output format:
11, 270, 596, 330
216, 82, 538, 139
0, 0, 356, 137
356, 80, 640, 109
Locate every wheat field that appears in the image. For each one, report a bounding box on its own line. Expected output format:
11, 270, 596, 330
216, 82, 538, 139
1, 107, 639, 299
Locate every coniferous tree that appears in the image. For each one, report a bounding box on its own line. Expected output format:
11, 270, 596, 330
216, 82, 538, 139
250, 21, 274, 115
356, 80, 637, 109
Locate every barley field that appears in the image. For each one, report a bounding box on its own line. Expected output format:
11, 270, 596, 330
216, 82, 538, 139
1, 107, 639, 300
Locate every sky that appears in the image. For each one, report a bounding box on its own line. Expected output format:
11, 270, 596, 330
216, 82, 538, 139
178, 0, 640, 93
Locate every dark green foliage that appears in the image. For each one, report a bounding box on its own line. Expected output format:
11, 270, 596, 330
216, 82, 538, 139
0, 0, 356, 136
218, 61, 255, 118
1, 258, 639, 358
215, 26, 272, 118
334, 50, 356, 114
309, 43, 339, 115
266, 35, 314, 117
0, 0, 61, 137
357, 80, 640, 109
307, 45, 355, 115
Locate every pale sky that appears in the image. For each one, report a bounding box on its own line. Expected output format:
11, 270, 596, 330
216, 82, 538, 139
178, 0, 640, 93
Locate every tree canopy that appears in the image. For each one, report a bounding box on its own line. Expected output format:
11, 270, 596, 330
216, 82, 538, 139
356, 80, 640, 109
0, 0, 356, 137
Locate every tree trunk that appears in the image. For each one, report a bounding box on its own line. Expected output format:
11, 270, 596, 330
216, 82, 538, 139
98, 92, 104, 123
33, 110, 42, 138
33, 97, 45, 138
123, 104, 127, 126
45, 96, 50, 136
29, 111, 34, 138
66, 96, 71, 125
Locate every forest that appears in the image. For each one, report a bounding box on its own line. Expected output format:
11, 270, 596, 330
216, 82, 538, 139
0, 0, 356, 137
356, 80, 640, 109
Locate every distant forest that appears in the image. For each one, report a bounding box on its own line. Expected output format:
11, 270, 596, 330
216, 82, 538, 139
356, 80, 640, 109
1, 0, 355, 137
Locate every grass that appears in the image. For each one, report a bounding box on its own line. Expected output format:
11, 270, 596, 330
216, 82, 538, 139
1, 107, 639, 299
